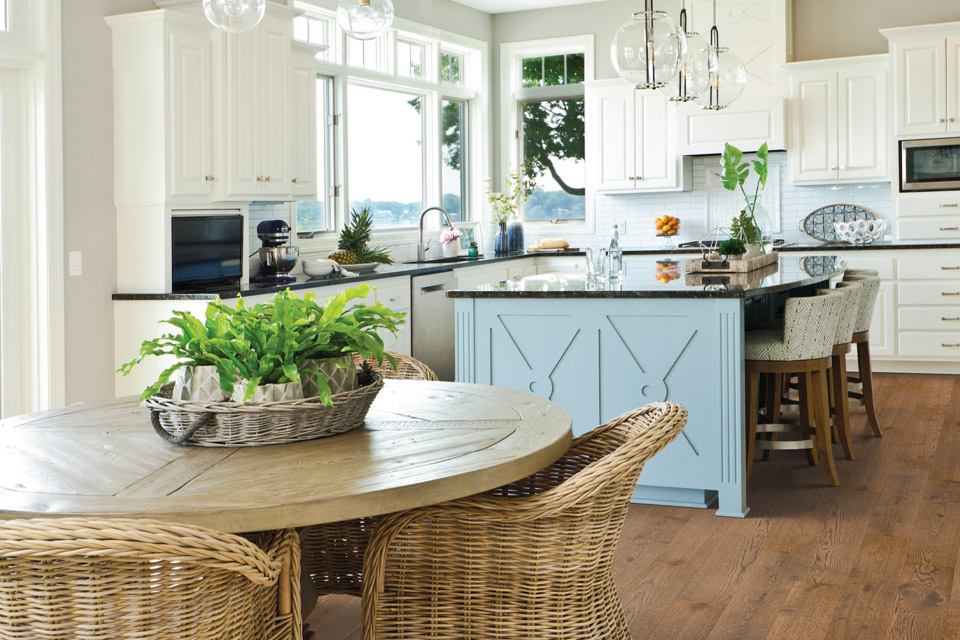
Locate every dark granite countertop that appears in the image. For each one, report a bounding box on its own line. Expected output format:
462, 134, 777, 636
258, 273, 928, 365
112, 252, 547, 301
446, 254, 845, 299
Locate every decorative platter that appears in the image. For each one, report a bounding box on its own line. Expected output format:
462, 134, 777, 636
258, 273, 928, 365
799, 256, 847, 277
346, 263, 380, 273
799, 204, 878, 243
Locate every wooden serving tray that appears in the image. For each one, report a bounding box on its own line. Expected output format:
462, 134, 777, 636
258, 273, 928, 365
684, 251, 778, 274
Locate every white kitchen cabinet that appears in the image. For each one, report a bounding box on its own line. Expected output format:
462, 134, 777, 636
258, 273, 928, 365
587, 80, 690, 194
787, 56, 888, 185
216, 14, 294, 200
290, 47, 318, 199
108, 11, 215, 206
677, 98, 786, 156
884, 25, 960, 136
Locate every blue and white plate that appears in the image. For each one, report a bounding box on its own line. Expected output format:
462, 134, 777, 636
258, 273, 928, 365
799, 204, 877, 243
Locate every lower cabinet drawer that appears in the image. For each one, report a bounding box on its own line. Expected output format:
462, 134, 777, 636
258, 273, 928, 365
898, 282, 960, 305
377, 283, 412, 309
899, 332, 960, 358
898, 218, 960, 241
899, 307, 960, 331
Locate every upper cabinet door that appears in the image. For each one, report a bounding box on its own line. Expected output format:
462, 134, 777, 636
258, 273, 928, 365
790, 73, 838, 183
259, 17, 292, 196
167, 28, 213, 199
635, 91, 675, 190
947, 36, 960, 134
838, 66, 888, 182
291, 52, 318, 198
897, 38, 947, 136
223, 29, 262, 197
590, 83, 635, 192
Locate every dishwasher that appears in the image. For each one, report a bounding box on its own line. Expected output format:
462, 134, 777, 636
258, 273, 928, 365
411, 271, 457, 381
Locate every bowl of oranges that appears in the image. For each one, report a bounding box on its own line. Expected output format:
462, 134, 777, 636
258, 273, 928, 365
655, 215, 680, 237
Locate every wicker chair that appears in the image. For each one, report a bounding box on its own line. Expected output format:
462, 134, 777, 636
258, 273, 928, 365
0, 518, 301, 640
359, 402, 688, 640
301, 352, 438, 599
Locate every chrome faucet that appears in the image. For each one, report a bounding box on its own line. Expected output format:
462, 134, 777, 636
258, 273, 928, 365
418, 206, 457, 262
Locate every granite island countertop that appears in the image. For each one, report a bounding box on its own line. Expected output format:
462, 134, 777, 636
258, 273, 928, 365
446, 254, 845, 299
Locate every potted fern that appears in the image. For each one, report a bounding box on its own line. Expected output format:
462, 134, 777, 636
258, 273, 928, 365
718, 142, 772, 256
118, 286, 406, 446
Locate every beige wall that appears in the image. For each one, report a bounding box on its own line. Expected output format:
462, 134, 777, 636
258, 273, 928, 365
60, 0, 492, 405
793, 1, 960, 61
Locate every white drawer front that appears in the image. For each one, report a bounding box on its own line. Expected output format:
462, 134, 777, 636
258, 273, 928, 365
376, 283, 411, 310
842, 256, 896, 280
897, 193, 960, 217
899, 332, 960, 358
899, 307, 960, 330
899, 256, 960, 279
899, 282, 960, 305
898, 218, 960, 240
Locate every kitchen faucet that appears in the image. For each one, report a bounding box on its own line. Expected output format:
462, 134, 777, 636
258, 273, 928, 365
418, 206, 457, 262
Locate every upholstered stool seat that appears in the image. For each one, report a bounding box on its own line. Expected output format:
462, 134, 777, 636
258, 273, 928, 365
745, 291, 845, 486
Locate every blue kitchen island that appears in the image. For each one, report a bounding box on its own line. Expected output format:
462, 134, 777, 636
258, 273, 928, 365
448, 254, 844, 518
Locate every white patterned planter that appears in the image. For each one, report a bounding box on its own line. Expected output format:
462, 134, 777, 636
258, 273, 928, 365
171, 365, 226, 402
302, 355, 359, 397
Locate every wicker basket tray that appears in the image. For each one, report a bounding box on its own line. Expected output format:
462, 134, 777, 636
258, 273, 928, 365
146, 373, 383, 447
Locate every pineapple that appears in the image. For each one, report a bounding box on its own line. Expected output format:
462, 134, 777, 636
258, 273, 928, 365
329, 208, 394, 265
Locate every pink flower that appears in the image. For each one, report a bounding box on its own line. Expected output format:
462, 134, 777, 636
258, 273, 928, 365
440, 228, 463, 244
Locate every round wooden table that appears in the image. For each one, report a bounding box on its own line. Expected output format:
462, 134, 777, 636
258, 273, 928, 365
0, 381, 572, 533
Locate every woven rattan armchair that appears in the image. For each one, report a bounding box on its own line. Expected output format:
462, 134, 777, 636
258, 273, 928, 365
360, 402, 688, 640
301, 351, 438, 599
0, 518, 301, 640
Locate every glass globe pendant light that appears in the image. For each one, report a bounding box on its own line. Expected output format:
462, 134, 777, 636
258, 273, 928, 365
611, 0, 687, 90
659, 1, 711, 102
202, 0, 265, 34
697, 0, 747, 110
337, 0, 395, 41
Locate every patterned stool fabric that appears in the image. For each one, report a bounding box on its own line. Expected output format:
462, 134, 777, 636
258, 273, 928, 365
819, 281, 863, 346
842, 274, 881, 334
745, 293, 845, 362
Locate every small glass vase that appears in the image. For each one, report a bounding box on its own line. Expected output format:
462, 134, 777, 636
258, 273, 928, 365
743, 199, 774, 255
493, 222, 509, 255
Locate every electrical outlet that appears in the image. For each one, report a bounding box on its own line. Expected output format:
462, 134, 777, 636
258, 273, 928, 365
69, 251, 82, 277
618, 219, 628, 235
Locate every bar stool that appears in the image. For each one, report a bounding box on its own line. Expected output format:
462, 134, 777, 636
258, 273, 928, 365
745, 292, 846, 486
817, 281, 864, 461
842, 274, 883, 437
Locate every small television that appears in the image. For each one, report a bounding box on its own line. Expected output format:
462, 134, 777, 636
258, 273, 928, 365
171, 214, 243, 292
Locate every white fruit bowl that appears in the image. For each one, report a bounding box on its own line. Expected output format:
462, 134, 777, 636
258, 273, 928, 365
302, 259, 339, 278
834, 219, 886, 245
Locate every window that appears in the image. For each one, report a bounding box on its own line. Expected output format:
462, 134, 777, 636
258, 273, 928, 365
520, 97, 585, 221
296, 76, 335, 236
347, 36, 382, 71
293, 15, 330, 49
347, 84, 425, 229
0, 0, 7, 32
501, 37, 593, 225
441, 99, 467, 222
441, 50, 463, 86
397, 39, 425, 79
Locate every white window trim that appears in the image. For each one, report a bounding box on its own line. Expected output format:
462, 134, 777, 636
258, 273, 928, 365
0, 0, 63, 416
500, 35, 594, 234
293, 2, 489, 256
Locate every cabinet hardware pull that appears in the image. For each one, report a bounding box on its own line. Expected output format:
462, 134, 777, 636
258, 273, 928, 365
940, 203, 959, 208
292, 178, 298, 184
943, 343, 960, 348
941, 226, 960, 231
257, 176, 263, 182
941, 118, 947, 123
942, 292, 960, 296
942, 266, 960, 270
264, 176, 271, 182
942, 317, 960, 321
204, 175, 215, 181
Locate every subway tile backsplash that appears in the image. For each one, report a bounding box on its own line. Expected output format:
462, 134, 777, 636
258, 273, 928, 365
525, 153, 892, 249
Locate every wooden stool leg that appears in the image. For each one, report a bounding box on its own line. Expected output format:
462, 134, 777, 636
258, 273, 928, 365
826, 361, 840, 444
746, 370, 759, 481
857, 341, 883, 437
799, 373, 819, 467
832, 354, 855, 461
762, 373, 782, 462
811, 369, 840, 486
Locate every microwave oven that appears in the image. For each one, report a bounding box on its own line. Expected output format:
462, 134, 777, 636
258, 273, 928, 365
900, 137, 960, 192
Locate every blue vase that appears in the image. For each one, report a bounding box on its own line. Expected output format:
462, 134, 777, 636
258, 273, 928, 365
507, 216, 524, 253
494, 222, 508, 254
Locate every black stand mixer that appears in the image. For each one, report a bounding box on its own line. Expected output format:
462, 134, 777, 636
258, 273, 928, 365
251, 220, 300, 284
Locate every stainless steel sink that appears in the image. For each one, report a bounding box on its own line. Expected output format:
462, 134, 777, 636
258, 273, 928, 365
402, 257, 473, 265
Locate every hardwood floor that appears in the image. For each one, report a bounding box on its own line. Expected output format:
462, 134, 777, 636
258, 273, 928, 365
305, 373, 960, 639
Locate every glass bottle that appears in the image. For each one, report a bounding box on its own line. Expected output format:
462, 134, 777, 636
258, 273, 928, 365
608, 224, 623, 280
507, 215, 525, 253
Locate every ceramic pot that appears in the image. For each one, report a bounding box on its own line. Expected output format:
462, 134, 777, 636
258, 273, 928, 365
232, 379, 306, 403
301, 355, 359, 398
172, 365, 225, 402
442, 240, 459, 258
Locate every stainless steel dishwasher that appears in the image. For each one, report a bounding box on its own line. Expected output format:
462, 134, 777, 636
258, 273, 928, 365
411, 271, 457, 381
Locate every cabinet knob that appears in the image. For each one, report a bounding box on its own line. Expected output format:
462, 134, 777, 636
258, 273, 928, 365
941, 118, 947, 123
257, 176, 263, 182
951, 118, 957, 123
292, 178, 299, 184
264, 176, 272, 182
204, 175, 215, 182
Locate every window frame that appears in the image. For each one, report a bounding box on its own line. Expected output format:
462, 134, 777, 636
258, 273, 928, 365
440, 97, 469, 223
295, 73, 336, 237
293, 2, 488, 252
500, 36, 594, 231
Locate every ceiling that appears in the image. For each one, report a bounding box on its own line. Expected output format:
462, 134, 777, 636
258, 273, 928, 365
449, 0, 601, 14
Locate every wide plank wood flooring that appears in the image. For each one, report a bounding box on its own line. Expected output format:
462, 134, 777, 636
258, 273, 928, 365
305, 373, 960, 639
